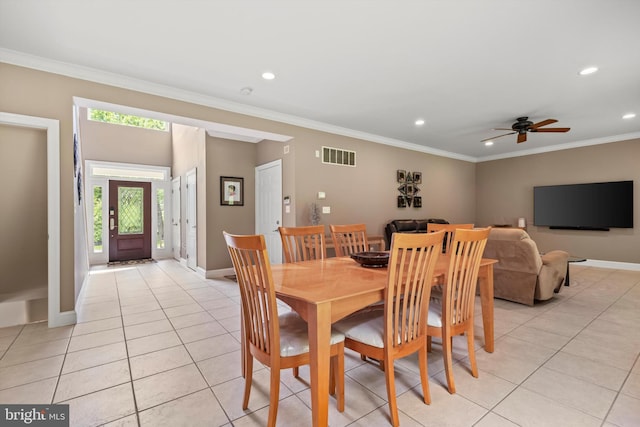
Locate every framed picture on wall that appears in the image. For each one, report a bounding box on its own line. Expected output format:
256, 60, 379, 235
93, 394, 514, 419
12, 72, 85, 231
397, 195, 407, 208
220, 176, 244, 206
396, 170, 406, 183
413, 196, 422, 208
413, 172, 422, 184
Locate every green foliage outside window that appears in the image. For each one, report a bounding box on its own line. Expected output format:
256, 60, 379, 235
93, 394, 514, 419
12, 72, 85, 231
88, 108, 168, 131
156, 189, 165, 249
93, 186, 103, 252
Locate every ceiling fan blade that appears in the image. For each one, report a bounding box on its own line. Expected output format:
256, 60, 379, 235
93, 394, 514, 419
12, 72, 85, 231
517, 133, 527, 143
530, 127, 570, 133
530, 119, 558, 129
481, 131, 515, 142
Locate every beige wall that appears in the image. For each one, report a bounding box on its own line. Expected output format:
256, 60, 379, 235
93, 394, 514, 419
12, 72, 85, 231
79, 107, 172, 166
476, 139, 640, 263
205, 137, 257, 270
289, 130, 477, 236
0, 124, 48, 295
172, 124, 205, 261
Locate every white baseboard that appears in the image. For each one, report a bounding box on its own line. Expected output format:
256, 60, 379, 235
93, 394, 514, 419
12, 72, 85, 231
196, 266, 208, 278
205, 267, 236, 279
49, 310, 77, 328
0, 301, 28, 328
580, 259, 640, 271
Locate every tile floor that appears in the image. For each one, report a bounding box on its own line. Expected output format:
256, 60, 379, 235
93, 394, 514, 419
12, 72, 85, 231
1, 260, 639, 426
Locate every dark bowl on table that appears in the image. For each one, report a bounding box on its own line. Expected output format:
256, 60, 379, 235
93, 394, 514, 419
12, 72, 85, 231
350, 251, 390, 268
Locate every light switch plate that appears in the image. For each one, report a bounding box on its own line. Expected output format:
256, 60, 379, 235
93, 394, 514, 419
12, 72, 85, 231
322, 206, 331, 214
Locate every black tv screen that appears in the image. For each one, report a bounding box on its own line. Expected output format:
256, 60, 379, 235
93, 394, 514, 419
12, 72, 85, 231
534, 181, 634, 230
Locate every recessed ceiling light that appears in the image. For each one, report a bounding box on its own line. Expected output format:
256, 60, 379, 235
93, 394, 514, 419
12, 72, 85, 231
622, 113, 636, 119
262, 71, 276, 80
484, 141, 494, 147
414, 119, 425, 126
579, 66, 598, 76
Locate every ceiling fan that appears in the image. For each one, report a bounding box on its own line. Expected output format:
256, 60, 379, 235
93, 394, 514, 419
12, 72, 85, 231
482, 117, 570, 144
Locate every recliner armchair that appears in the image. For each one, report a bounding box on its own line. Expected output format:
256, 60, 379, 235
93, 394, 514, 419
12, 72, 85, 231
483, 228, 569, 306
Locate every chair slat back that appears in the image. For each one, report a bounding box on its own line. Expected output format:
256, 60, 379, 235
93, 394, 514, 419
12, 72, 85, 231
330, 223, 369, 257
223, 232, 278, 358
426, 223, 474, 254
385, 231, 444, 349
444, 228, 490, 327
278, 225, 326, 263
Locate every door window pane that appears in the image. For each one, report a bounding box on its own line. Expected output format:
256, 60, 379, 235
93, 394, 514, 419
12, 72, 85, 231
156, 188, 165, 249
93, 186, 103, 253
119, 187, 144, 234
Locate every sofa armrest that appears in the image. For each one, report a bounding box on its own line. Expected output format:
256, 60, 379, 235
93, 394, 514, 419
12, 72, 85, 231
541, 250, 569, 267
537, 250, 570, 299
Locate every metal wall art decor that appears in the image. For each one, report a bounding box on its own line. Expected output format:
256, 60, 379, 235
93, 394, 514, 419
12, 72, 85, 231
396, 170, 422, 208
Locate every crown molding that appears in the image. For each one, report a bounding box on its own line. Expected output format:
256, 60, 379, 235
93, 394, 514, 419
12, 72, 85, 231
1, 48, 474, 161
2, 48, 635, 164
476, 131, 640, 162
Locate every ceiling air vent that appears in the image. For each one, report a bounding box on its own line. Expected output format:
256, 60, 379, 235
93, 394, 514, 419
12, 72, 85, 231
322, 146, 356, 167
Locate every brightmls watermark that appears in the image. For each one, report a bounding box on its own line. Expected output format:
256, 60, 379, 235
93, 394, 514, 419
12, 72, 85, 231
1, 405, 69, 426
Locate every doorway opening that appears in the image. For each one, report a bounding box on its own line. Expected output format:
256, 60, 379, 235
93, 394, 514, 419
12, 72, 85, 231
86, 161, 171, 266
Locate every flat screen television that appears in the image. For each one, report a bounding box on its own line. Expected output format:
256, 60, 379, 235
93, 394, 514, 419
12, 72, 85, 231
533, 180, 634, 230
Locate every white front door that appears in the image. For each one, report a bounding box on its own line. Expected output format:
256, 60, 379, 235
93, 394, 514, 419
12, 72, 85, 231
186, 169, 197, 270
171, 176, 181, 260
256, 160, 282, 264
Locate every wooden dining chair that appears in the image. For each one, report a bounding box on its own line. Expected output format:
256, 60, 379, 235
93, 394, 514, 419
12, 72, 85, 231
223, 232, 345, 426
278, 225, 326, 263
426, 223, 474, 290
426, 223, 474, 254
334, 231, 445, 427
427, 227, 490, 394
330, 223, 369, 257
278, 225, 326, 377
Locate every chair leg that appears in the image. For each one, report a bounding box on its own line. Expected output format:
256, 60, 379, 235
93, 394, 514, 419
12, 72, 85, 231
242, 354, 254, 409
329, 362, 335, 396
466, 326, 478, 378
267, 367, 281, 427
442, 334, 456, 394
426, 335, 432, 352
383, 358, 400, 427
293, 367, 299, 378
418, 347, 431, 405
240, 321, 246, 378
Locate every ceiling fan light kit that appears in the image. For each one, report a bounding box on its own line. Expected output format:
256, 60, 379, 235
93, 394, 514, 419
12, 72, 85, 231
481, 116, 571, 144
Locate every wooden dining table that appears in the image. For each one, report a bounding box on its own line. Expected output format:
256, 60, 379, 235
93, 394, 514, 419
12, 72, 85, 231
271, 254, 498, 427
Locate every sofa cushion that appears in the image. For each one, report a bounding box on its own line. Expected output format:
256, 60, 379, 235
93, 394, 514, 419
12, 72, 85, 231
392, 220, 418, 232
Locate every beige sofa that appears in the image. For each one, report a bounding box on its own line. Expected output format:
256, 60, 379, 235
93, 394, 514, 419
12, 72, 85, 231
483, 228, 569, 306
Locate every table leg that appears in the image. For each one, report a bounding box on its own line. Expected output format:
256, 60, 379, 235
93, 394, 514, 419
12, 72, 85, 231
478, 264, 495, 353
308, 302, 331, 427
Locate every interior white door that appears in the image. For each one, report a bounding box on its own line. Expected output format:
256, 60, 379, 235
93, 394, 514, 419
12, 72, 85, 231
256, 160, 282, 264
171, 176, 181, 260
186, 169, 197, 270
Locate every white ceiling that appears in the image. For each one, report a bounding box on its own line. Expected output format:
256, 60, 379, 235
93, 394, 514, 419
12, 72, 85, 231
1, 0, 639, 162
